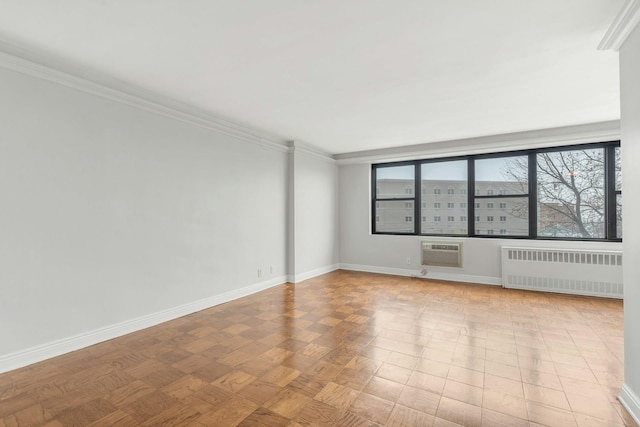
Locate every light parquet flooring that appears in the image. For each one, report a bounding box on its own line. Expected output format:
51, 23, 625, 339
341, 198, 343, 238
0, 270, 636, 426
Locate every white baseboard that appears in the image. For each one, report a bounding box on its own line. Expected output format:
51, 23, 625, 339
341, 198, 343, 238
620, 383, 640, 425
339, 263, 501, 286
0, 276, 287, 374
291, 264, 339, 283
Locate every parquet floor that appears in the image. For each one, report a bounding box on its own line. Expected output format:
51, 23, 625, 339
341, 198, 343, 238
0, 270, 636, 426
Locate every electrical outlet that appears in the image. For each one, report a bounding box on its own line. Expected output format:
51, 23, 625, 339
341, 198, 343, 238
270, 265, 273, 274
258, 269, 262, 278
406, 257, 412, 265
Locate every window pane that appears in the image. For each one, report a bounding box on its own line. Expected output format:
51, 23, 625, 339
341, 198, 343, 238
375, 201, 414, 233
421, 160, 467, 234
475, 197, 528, 236
537, 149, 605, 238
617, 194, 622, 239
475, 156, 528, 195
615, 147, 622, 191
376, 165, 414, 199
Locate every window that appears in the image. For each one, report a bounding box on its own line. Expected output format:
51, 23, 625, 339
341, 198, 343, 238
487, 229, 494, 235
372, 164, 415, 233
536, 147, 617, 239
372, 141, 621, 240
475, 155, 529, 236
421, 160, 467, 234
615, 147, 622, 238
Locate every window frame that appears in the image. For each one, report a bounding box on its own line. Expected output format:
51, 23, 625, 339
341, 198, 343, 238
371, 141, 621, 241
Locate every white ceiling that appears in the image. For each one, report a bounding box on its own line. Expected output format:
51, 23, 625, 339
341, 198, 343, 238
0, 1, 623, 154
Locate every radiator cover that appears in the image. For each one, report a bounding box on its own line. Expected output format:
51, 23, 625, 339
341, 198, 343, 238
501, 246, 623, 298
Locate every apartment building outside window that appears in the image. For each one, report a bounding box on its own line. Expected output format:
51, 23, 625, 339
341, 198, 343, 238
372, 141, 621, 240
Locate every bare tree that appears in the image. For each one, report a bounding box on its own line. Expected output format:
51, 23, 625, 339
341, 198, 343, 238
504, 149, 607, 238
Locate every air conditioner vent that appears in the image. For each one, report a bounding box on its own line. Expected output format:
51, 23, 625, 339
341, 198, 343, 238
421, 241, 462, 268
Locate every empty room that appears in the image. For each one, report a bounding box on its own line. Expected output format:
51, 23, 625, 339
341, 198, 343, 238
1, 1, 639, 426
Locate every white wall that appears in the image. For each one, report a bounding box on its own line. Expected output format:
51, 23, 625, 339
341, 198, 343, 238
0, 66, 289, 368
339, 151, 622, 285
619, 21, 640, 423
291, 146, 339, 281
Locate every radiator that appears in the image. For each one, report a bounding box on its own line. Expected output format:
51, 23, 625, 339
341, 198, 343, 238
501, 246, 623, 298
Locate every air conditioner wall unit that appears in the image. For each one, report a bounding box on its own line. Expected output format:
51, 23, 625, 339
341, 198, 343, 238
421, 241, 462, 268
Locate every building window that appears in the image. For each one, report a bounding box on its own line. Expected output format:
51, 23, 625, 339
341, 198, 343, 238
448, 216, 454, 221
421, 160, 467, 234
372, 141, 621, 240
372, 164, 416, 233
475, 154, 529, 237
487, 229, 494, 235
434, 216, 441, 222
421, 216, 426, 222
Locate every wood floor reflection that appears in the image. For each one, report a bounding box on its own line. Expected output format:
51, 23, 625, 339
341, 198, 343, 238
0, 270, 636, 426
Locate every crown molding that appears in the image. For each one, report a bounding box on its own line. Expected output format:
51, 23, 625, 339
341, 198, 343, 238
599, 0, 640, 51
0, 39, 289, 153
288, 140, 336, 163
334, 121, 621, 165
